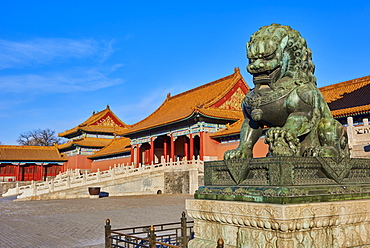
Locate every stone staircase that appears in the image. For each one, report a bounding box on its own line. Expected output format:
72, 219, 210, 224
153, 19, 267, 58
3, 157, 204, 201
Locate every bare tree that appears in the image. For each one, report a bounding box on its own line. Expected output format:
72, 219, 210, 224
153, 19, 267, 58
17, 128, 61, 146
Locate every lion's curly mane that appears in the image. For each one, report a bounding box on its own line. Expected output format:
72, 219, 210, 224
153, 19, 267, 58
247, 24, 316, 85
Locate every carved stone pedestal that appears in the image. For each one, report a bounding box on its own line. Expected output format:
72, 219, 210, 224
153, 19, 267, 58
186, 199, 370, 248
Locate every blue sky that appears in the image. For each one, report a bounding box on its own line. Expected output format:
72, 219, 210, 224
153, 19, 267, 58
1, 1, 369, 145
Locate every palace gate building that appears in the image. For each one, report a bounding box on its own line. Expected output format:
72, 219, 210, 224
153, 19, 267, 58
1, 70, 370, 181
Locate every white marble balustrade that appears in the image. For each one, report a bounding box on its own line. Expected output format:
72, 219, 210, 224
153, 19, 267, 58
3, 156, 204, 199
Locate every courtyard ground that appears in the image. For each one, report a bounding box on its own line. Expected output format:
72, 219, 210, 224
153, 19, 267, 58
0, 194, 193, 247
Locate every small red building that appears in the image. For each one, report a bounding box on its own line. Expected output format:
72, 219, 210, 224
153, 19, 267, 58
0, 145, 67, 182
58, 105, 128, 172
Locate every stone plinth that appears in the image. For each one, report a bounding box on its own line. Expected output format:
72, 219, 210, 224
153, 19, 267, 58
186, 199, 370, 248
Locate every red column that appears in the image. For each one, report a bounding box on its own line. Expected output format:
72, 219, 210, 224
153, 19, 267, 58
200, 132, 204, 160
145, 148, 150, 164
189, 134, 194, 159
136, 145, 141, 168
163, 136, 168, 162
150, 138, 155, 164
130, 145, 134, 165
42, 165, 46, 181
184, 136, 189, 160
15, 163, 20, 181
170, 136, 175, 161
39, 164, 43, 181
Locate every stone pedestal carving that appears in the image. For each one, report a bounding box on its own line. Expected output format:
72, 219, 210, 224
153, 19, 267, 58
186, 199, 370, 247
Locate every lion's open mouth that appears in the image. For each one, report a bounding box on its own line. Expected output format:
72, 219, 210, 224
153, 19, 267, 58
253, 66, 281, 85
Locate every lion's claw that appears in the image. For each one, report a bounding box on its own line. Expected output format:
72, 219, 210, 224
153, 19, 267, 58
265, 127, 300, 156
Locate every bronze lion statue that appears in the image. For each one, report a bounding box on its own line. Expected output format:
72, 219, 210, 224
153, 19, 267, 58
225, 24, 349, 159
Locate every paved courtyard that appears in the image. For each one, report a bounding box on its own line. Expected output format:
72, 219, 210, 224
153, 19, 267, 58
0, 194, 193, 247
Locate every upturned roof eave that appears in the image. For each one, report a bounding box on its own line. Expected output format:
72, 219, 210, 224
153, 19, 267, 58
120, 111, 198, 137
210, 130, 240, 139
121, 109, 241, 137
88, 149, 131, 159
0, 158, 68, 162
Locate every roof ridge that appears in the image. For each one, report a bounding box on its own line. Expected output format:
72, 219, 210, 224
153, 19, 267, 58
203, 69, 248, 108
119, 69, 247, 136
0, 145, 55, 149
121, 72, 237, 132
320, 75, 370, 92
59, 106, 127, 137
79, 108, 109, 127
122, 97, 170, 131
80, 137, 114, 140
168, 71, 236, 101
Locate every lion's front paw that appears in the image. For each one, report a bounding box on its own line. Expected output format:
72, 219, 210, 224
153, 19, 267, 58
224, 148, 250, 160
265, 127, 300, 156
303, 147, 338, 157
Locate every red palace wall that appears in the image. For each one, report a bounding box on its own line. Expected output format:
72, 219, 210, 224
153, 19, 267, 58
203, 133, 222, 159
63, 155, 92, 172
90, 156, 131, 172
215, 138, 269, 160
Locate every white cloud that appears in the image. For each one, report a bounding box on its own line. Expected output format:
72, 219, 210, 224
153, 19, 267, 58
0, 65, 124, 94
0, 38, 114, 70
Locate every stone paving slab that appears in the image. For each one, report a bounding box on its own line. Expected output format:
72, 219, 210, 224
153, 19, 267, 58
0, 194, 193, 248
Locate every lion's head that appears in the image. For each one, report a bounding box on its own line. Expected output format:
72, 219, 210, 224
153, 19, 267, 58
247, 24, 316, 86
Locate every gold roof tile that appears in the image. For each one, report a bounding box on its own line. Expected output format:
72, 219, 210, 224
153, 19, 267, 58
319, 75, 370, 103
88, 137, 131, 159
0, 145, 67, 162
210, 119, 243, 138
119, 69, 249, 135
58, 138, 113, 150
331, 104, 370, 118
59, 106, 128, 137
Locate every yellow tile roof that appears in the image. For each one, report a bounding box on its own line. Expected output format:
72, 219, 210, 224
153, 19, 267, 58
59, 106, 128, 137
212, 75, 370, 138
319, 75, 370, 103
331, 104, 370, 118
58, 138, 113, 150
119, 68, 249, 135
88, 137, 131, 159
0, 145, 67, 162
210, 119, 243, 138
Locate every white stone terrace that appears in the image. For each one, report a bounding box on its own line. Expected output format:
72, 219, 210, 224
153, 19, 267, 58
3, 157, 204, 200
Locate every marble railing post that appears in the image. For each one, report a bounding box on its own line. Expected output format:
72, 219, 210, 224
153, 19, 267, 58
66, 176, 71, 188
189, 167, 199, 195
111, 167, 116, 180
15, 182, 19, 195
49, 179, 54, 192
97, 169, 101, 183
82, 172, 87, 185
31, 181, 36, 196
